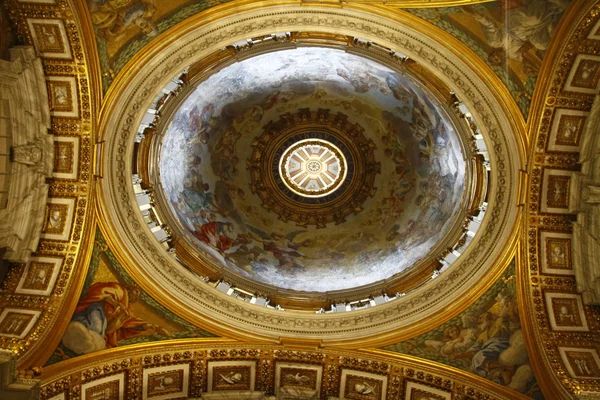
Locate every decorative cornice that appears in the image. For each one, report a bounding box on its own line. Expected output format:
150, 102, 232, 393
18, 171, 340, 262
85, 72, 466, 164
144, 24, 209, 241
521, 0, 600, 397
39, 339, 530, 400
96, 2, 524, 345
1, 0, 97, 369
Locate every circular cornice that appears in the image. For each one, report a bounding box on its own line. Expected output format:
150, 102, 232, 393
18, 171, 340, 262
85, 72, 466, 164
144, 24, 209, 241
39, 339, 530, 400
96, 3, 523, 345
249, 109, 378, 228
280, 138, 347, 198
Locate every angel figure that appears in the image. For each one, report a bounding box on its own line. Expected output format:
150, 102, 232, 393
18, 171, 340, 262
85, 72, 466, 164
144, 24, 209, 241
285, 372, 312, 385
246, 226, 314, 272
553, 180, 566, 204
220, 372, 243, 385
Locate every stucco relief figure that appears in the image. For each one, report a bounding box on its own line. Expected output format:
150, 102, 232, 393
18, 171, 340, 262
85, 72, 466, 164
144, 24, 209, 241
220, 372, 243, 385
150, 375, 177, 392
87, 0, 158, 40
285, 373, 312, 385
53, 85, 69, 106
40, 25, 59, 46
550, 244, 566, 265
560, 119, 578, 139
61, 282, 170, 355
11, 143, 43, 166
577, 61, 599, 82
354, 381, 375, 395
558, 305, 575, 324
574, 359, 592, 375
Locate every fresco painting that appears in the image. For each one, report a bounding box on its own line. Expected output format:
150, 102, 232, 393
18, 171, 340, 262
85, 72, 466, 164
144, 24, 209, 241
87, 0, 570, 107
406, 0, 571, 118
383, 260, 543, 399
45, 230, 216, 366
159, 48, 466, 292
86, 0, 232, 91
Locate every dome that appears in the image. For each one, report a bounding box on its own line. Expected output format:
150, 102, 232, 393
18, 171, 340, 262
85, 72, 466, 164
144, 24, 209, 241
156, 47, 467, 293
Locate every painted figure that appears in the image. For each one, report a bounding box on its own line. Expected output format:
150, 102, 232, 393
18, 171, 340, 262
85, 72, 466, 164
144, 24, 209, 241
466, 1, 567, 69
193, 221, 236, 255
249, 230, 314, 272
61, 282, 169, 354
88, 0, 158, 40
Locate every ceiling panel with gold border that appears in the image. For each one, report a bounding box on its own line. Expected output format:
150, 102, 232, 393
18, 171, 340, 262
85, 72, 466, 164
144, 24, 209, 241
39, 340, 531, 400
1, 0, 97, 369
521, 0, 600, 397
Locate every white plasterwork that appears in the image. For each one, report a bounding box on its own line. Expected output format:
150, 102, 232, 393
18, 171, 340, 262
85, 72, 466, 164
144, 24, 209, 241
97, 6, 521, 341
570, 94, 600, 305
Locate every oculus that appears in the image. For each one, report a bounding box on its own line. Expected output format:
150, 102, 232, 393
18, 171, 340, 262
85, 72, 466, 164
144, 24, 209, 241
249, 109, 375, 225
280, 138, 347, 198
155, 47, 467, 293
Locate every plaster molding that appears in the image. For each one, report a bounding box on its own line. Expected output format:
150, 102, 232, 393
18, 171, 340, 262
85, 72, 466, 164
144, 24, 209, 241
97, 4, 522, 344
571, 94, 600, 305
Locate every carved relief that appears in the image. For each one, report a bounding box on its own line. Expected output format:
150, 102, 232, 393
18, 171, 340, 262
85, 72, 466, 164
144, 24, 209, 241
548, 109, 588, 152
81, 374, 124, 400
541, 170, 573, 213
275, 362, 322, 399
16, 256, 62, 296
148, 371, 183, 395
340, 370, 386, 400
559, 348, 600, 379
46, 77, 79, 118
0, 309, 39, 339
212, 366, 251, 391
544, 292, 588, 332
11, 143, 43, 166
565, 55, 600, 94
53, 137, 79, 179
26, 19, 72, 59
143, 364, 190, 399
547, 176, 570, 209
279, 367, 318, 390
43, 204, 68, 234
40, 197, 76, 241
207, 361, 255, 392
540, 232, 573, 275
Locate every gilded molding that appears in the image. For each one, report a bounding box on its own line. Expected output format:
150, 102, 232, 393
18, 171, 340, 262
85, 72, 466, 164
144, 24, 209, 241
39, 340, 528, 400
96, 2, 524, 345
1, 0, 97, 369
521, 0, 600, 398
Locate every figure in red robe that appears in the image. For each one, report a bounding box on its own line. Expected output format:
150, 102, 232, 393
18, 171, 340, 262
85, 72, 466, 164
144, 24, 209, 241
69, 282, 168, 349
193, 221, 235, 255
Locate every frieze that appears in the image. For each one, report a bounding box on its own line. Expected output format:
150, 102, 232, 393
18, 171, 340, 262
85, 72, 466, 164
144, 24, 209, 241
39, 342, 526, 400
